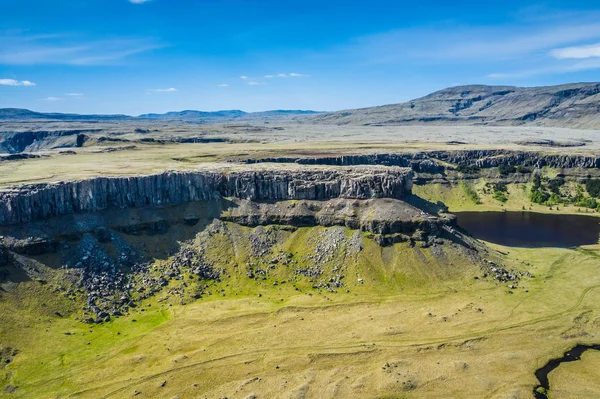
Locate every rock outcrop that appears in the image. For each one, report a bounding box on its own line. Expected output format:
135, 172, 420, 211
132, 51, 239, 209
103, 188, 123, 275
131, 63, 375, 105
239, 150, 600, 171
221, 198, 455, 238
0, 166, 413, 225
0, 130, 101, 154
0, 245, 8, 267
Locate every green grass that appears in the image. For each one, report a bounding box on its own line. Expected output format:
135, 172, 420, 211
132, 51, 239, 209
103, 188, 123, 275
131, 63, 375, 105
461, 182, 482, 205
2, 238, 600, 398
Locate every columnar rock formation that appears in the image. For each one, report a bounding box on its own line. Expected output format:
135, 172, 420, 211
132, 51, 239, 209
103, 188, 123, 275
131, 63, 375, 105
241, 150, 600, 170
0, 166, 413, 225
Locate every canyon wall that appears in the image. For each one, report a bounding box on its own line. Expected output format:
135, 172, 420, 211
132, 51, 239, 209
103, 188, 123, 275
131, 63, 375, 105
241, 150, 600, 170
0, 166, 413, 225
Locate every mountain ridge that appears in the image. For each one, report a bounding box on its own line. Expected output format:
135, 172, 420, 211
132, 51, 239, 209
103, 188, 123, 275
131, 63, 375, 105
0, 108, 322, 122
311, 82, 600, 129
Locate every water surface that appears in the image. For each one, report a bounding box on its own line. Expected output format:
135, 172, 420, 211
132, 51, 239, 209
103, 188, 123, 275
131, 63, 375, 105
455, 211, 600, 247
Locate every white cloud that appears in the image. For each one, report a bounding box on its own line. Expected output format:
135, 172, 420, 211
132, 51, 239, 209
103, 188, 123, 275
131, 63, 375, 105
217, 84, 229, 87
337, 18, 600, 65
240, 75, 249, 80
247, 81, 265, 86
148, 88, 177, 92
0, 78, 36, 86
129, 0, 151, 3
41, 97, 63, 101
487, 58, 600, 79
0, 32, 162, 66
264, 72, 308, 79
550, 43, 600, 59
65, 92, 84, 96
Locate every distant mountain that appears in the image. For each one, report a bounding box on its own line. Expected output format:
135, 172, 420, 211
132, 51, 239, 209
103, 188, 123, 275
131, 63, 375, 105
138, 110, 247, 120
311, 83, 600, 129
138, 109, 322, 121
0, 108, 322, 123
0, 108, 132, 121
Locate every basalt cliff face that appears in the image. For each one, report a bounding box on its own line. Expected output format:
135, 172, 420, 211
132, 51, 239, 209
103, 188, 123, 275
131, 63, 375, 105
0, 164, 495, 324
240, 150, 600, 170
0, 166, 413, 225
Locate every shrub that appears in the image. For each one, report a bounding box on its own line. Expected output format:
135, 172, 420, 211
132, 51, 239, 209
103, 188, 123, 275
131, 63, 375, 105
461, 182, 481, 205
532, 173, 542, 190
586, 179, 600, 198
577, 197, 599, 209
493, 190, 508, 203
498, 165, 517, 175
493, 182, 508, 192
456, 164, 480, 174
530, 188, 549, 204
516, 165, 533, 174
547, 193, 561, 205
548, 177, 565, 194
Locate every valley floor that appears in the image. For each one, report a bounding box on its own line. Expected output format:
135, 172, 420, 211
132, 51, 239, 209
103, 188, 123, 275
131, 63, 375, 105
1, 230, 599, 398
1, 130, 600, 398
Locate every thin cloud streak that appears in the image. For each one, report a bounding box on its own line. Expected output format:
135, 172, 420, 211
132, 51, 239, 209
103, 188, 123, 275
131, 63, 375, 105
0, 32, 163, 65
551, 43, 600, 59
332, 10, 600, 66
264, 73, 309, 78
488, 59, 600, 79
147, 88, 177, 92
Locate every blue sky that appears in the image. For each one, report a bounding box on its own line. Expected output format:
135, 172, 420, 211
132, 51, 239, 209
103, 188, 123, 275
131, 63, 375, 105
1, 0, 600, 114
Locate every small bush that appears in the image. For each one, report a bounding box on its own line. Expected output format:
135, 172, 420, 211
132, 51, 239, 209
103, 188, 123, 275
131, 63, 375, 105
493, 182, 508, 192
586, 179, 600, 198
532, 173, 542, 190
461, 182, 481, 205
498, 165, 517, 175
530, 188, 549, 204
577, 197, 599, 209
493, 190, 508, 203
516, 165, 533, 174
456, 164, 480, 174
548, 177, 565, 194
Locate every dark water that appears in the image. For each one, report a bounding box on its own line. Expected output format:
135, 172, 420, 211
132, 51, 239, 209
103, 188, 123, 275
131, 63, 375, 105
533, 344, 600, 399
455, 211, 600, 248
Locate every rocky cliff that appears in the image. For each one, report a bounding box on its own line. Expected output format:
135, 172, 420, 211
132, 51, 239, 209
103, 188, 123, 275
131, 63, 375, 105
0, 130, 99, 154
0, 166, 413, 225
240, 150, 600, 171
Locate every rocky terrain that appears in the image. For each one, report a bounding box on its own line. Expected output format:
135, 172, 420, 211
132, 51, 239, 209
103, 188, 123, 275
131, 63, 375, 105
0, 129, 95, 154
240, 150, 600, 170
0, 157, 506, 326
0, 166, 413, 225
311, 83, 600, 128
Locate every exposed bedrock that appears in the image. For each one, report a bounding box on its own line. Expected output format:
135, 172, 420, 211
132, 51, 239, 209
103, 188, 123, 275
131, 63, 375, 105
0, 166, 413, 225
0, 129, 101, 154
0, 197, 458, 261
221, 198, 456, 236
239, 150, 600, 170
0, 244, 8, 267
